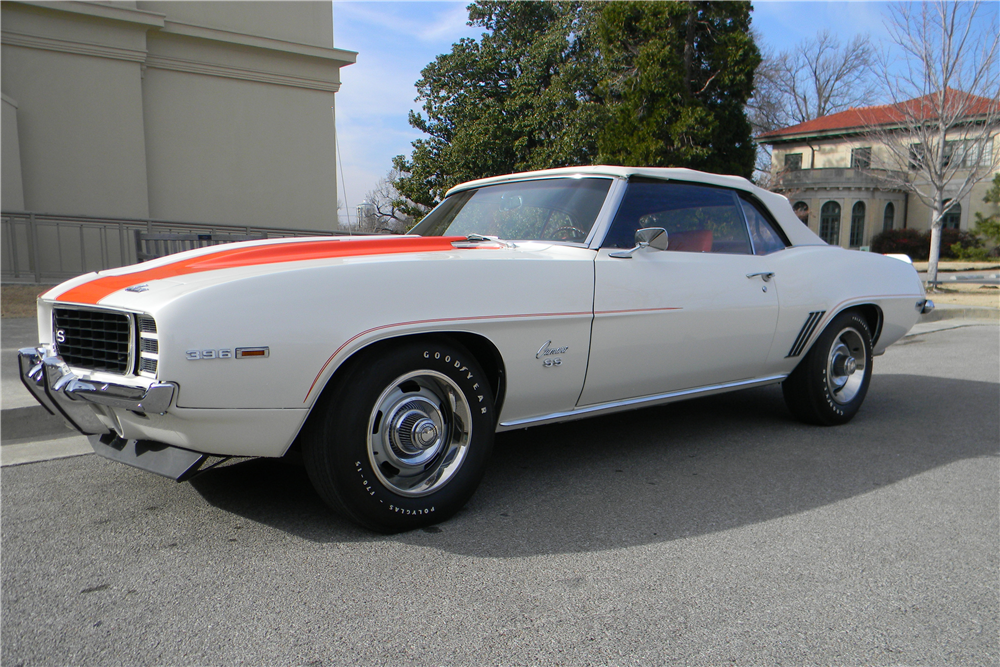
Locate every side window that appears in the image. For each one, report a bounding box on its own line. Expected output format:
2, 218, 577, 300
739, 196, 789, 255
603, 179, 752, 255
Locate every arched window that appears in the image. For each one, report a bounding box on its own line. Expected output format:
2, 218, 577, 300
793, 201, 810, 224
883, 202, 895, 232
850, 201, 866, 247
942, 200, 961, 229
820, 201, 841, 246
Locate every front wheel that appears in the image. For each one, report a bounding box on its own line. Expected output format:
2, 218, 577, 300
303, 339, 495, 532
782, 310, 873, 426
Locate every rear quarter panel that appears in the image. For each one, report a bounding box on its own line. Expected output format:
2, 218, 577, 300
765, 246, 924, 374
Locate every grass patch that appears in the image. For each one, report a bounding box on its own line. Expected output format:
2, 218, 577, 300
2, 285, 54, 318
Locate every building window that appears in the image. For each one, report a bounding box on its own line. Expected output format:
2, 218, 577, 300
909, 144, 924, 170
850, 202, 866, 247
851, 147, 872, 169
793, 201, 810, 224
820, 201, 841, 245
883, 202, 895, 232
945, 138, 995, 168
784, 153, 803, 170
942, 200, 961, 229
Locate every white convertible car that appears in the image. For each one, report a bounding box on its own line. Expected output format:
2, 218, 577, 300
19, 166, 932, 531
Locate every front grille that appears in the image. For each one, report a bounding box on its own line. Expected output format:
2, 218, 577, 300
138, 316, 157, 333
136, 315, 159, 378
53, 308, 131, 373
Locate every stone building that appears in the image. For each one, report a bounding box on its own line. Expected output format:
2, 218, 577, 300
757, 91, 998, 249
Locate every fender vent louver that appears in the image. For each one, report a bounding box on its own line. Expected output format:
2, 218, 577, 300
787, 311, 826, 358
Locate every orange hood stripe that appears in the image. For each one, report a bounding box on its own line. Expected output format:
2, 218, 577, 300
53, 236, 469, 305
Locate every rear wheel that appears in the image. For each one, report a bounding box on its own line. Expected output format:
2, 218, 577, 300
303, 339, 495, 532
782, 310, 873, 426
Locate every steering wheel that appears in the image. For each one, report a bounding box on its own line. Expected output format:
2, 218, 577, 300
544, 226, 587, 242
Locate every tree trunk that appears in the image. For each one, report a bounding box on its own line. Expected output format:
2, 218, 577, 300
926, 208, 943, 290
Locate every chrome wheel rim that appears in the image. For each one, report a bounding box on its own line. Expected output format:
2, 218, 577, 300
368, 370, 472, 497
826, 327, 866, 404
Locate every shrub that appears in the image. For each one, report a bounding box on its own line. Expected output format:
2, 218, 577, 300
949, 243, 990, 261
871, 228, 927, 259
938, 229, 980, 258
871, 228, 982, 261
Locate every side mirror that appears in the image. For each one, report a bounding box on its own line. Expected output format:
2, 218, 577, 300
635, 227, 668, 251
609, 227, 669, 258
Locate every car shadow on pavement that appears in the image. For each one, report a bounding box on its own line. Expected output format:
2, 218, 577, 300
188, 374, 999, 556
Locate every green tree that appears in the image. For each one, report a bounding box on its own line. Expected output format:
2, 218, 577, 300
971, 173, 1000, 246
392, 1, 603, 216
393, 0, 761, 215
595, 1, 759, 175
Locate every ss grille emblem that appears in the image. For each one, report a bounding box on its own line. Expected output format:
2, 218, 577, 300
55, 329, 66, 343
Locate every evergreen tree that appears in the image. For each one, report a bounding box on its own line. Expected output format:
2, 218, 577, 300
393, 1, 761, 214
595, 1, 759, 175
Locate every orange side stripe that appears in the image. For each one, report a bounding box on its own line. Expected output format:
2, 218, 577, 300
53, 236, 469, 305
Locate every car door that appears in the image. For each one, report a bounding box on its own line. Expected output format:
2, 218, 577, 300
579, 179, 781, 406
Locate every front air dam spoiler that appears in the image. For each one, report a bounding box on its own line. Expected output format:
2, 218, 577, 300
89, 434, 225, 482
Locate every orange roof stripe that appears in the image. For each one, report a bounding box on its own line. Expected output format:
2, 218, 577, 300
53, 236, 470, 305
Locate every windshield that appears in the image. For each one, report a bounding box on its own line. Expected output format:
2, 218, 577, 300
409, 177, 613, 243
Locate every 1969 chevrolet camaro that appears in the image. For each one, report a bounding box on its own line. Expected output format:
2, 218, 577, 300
19, 166, 932, 531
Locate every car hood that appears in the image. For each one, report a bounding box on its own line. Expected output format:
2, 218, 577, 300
41, 235, 493, 311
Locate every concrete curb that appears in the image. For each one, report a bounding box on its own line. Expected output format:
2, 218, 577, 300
920, 304, 1000, 323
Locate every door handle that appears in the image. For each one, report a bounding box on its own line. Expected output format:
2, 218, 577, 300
746, 272, 775, 282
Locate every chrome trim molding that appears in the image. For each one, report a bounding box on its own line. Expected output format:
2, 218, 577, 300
19, 346, 176, 436
498, 374, 788, 430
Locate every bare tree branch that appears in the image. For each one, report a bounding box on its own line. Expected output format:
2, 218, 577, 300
864, 0, 1000, 287
758, 30, 878, 126
358, 170, 424, 234
749, 29, 877, 182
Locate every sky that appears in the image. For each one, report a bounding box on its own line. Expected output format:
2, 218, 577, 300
329, 1, 993, 226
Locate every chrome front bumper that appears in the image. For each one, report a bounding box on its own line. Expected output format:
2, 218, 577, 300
18, 346, 177, 436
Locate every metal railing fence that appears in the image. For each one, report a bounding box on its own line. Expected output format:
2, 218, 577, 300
1, 211, 357, 284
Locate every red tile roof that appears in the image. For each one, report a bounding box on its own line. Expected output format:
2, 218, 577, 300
758, 88, 999, 141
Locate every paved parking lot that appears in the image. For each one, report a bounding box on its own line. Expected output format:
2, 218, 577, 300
2, 324, 997, 666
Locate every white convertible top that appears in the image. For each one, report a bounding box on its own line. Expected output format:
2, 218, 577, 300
446, 165, 825, 247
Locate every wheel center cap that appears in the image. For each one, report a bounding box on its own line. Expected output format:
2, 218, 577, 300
413, 419, 439, 449
844, 357, 857, 375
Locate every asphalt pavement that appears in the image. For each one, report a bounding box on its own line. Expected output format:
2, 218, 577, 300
2, 320, 997, 666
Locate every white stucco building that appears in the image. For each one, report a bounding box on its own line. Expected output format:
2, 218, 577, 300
2, 1, 356, 281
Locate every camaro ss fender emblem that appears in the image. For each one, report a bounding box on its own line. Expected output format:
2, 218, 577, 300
537, 340, 568, 368
536, 340, 569, 359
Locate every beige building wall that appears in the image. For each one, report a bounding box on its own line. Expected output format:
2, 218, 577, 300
1, 2, 153, 218
1, 0, 355, 235
770, 129, 998, 236
2, 93, 25, 211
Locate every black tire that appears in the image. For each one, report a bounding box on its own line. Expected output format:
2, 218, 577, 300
303, 338, 495, 532
782, 310, 873, 426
